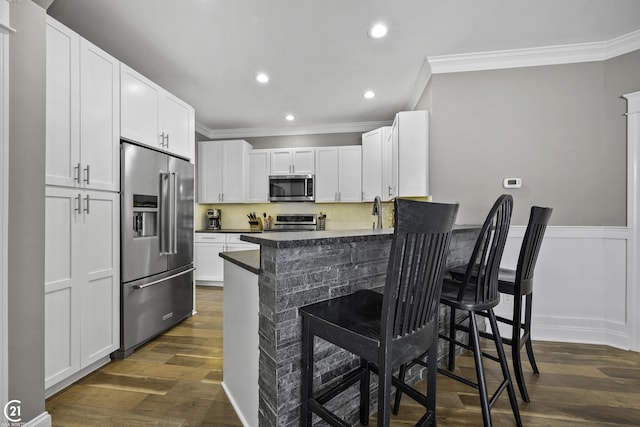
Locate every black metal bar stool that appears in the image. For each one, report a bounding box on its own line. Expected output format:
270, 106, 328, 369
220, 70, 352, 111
394, 194, 521, 427
299, 199, 459, 426
448, 205, 552, 402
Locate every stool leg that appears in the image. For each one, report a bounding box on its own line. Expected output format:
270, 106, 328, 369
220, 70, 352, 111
469, 313, 492, 426
524, 293, 539, 375
426, 323, 438, 418
360, 358, 370, 425
512, 295, 529, 402
447, 306, 457, 371
378, 358, 392, 427
488, 309, 522, 427
301, 318, 313, 426
392, 364, 406, 415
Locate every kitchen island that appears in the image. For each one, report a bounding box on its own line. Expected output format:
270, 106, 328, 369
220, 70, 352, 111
220, 227, 479, 427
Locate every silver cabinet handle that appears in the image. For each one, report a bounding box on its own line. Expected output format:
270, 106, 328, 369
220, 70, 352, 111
165, 133, 170, 148
83, 165, 90, 185
75, 193, 82, 213
160, 132, 166, 147
74, 163, 81, 184
84, 194, 90, 214
388, 185, 393, 197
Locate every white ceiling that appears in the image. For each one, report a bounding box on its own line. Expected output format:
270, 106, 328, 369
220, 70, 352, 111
47, 0, 640, 137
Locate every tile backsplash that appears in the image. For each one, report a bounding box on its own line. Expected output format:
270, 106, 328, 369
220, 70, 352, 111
195, 202, 395, 231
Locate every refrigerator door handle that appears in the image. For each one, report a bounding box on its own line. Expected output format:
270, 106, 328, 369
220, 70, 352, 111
172, 172, 178, 254
159, 172, 171, 255
132, 267, 195, 290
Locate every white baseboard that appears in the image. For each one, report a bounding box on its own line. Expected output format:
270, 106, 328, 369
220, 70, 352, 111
45, 356, 111, 399
221, 381, 253, 427
23, 411, 51, 427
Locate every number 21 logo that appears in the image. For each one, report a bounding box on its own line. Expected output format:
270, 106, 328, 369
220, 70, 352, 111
4, 399, 21, 423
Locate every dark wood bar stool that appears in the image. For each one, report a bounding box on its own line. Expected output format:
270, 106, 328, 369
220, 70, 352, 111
395, 194, 521, 427
299, 199, 459, 426
448, 205, 553, 402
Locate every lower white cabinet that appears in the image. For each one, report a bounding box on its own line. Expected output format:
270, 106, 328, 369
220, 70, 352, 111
194, 233, 259, 284
44, 186, 119, 390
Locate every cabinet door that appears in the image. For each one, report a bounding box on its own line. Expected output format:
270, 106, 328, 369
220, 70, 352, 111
270, 150, 293, 175
194, 241, 225, 282
121, 64, 160, 148
160, 90, 194, 160
247, 150, 270, 203
45, 187, 81, 388
79, 39, 120, 192
390, 115, 399, 199
292, 148, 315, 174
315, 147, 339, 202
362, 128, 383, 202
80, 190, 119, 366
222, 141, 247, 203
338, 146, 362, 202
45, 18, 80, 187
197, 141, 223, 203
381, 127, 393, 201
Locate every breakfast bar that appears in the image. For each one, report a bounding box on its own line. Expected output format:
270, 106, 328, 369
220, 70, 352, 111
220, 227, 479, 427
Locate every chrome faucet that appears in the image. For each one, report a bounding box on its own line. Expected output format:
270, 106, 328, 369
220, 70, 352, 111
372, 196, 383, 229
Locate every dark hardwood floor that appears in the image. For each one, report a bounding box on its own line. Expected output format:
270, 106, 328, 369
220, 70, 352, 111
46, 286, 640, 426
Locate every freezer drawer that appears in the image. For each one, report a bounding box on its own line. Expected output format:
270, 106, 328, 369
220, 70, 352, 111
114, 265, 194, 358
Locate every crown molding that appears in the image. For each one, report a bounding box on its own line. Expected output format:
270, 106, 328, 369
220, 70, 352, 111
406, 58, 432, 111
428, 29, 640, 74
196, 120, 392, 139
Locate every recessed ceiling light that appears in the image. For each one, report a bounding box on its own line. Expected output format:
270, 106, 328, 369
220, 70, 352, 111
285, 114, 295, 121
364, 90, 375, 99
368, 23, 388, 39
256, 73, 269, 83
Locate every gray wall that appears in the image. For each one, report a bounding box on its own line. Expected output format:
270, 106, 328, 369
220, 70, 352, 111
8, 0, 46, 422
419, 51, 640, 226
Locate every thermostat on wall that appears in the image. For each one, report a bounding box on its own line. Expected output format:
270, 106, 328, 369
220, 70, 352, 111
503, 178, 522, 189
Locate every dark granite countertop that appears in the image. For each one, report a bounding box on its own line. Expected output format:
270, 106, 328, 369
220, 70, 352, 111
196, 228, 262, 234
240, 225, 480, 249
219, 249, 261, 274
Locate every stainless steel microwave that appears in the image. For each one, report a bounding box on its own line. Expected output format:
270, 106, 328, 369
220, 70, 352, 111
269, 175, 314, 202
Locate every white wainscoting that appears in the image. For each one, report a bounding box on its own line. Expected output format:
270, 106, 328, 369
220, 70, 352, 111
494, 226, 634, 351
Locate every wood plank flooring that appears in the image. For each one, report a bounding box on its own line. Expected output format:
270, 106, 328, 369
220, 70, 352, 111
46, 286, 640, 426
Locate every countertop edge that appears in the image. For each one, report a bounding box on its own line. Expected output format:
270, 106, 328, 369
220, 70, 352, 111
219, 249, 261, 274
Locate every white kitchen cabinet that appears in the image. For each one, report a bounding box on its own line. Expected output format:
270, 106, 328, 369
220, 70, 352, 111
315, 146, 362, 202
194, 233, 259, 283
46, 17, 120, 192
362, 126, 392, 202
121, 63, 195, 161
390, 110, 429, 198
44, 186, 119, 389
246, 149, 270, 203
270, 148, 315, 175
194, 234, 226, 282
198, 140, 252, 203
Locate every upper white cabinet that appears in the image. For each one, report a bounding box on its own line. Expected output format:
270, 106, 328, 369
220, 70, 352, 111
121, 63, 195, 160
390, 111, 429, 198
361, 126, 392, 202
198, 140, 252, 203
315, 146, 362, 203
247, 149, 270, 203
46, 17, 120, 192
270, 148, 315, 175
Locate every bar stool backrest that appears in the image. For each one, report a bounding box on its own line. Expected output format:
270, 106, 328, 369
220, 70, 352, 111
381, 199, 459, 362
516, 206, 553, 295
457, 194, 513, 305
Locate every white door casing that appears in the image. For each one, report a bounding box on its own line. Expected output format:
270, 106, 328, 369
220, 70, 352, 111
624, 91, 640, 352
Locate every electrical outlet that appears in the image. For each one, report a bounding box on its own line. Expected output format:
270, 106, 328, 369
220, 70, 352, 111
502, 294, 513, 304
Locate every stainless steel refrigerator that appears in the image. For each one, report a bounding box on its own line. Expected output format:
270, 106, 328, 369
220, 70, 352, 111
113, 141, 195, 359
